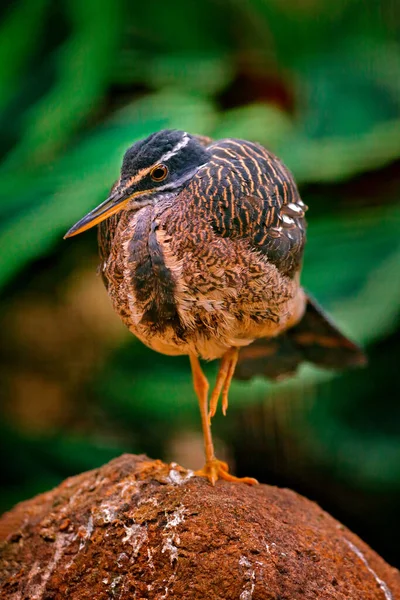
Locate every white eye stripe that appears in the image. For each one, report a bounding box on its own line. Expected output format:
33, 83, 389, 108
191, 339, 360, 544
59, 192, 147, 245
120, 135, 197, 194
158, 132, 190, 163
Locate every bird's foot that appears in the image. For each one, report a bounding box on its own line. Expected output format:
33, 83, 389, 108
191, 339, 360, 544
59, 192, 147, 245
195, 458, 258, 486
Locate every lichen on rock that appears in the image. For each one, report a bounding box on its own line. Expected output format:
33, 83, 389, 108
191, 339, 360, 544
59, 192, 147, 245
0, 454, 399, 599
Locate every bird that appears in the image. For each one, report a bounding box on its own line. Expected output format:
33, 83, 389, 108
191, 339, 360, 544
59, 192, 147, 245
64, 129, 366, 485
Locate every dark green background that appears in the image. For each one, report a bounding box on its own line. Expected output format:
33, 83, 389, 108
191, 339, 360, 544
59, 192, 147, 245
0, 0, 399, 567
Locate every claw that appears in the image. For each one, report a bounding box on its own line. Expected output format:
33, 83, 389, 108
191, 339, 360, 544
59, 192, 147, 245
208, 348, 239, 422
195, 458, 258, 486
221, 390, 229, 416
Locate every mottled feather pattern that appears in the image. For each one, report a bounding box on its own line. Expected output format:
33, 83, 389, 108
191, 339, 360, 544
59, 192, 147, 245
98, 212, 121, 289
95, 131, 365, 376
99, 137, 307, 360
196, 139, 307, 277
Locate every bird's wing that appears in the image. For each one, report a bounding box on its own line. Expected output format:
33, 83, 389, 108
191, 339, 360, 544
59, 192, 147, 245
235, 294, 366, 380
198, 139, 308, 278
227, 190, 307, 277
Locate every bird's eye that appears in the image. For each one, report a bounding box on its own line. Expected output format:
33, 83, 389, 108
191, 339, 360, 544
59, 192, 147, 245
150, 164, 168, 182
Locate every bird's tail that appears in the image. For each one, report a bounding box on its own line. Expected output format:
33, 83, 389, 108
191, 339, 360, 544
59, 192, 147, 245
234, 295, 367, 381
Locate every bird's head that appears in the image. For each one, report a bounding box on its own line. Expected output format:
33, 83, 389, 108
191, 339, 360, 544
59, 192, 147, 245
64, 129, 210, 238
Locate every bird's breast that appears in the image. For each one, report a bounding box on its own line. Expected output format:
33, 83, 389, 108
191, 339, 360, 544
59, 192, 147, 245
99, 203, 304, 360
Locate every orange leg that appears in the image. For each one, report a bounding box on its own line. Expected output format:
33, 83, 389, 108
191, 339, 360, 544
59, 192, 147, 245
189, 353, 257, 486
189, 353, 213, 464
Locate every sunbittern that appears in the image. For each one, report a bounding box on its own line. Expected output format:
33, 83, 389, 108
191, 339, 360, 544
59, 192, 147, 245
65, 130, 365, 484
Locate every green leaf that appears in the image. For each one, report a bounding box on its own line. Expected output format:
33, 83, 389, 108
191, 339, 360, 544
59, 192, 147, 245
279, 41, 400, 182
143, 53, 234, 96
279, 121, 400, 183
0, 0, 49, 111
130, 0, 232, 54
1, 0, 122, 171
212, 104, 293, 149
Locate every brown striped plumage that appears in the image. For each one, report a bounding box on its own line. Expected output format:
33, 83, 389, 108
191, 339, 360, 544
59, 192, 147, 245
98, 138, 307, 359
65, 130, 366, 484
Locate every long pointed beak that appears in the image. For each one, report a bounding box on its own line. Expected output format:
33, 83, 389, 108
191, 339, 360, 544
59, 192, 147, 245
64, 189, 131, 239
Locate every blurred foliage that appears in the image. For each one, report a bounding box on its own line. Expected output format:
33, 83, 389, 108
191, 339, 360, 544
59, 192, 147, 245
0, 0, 399, 566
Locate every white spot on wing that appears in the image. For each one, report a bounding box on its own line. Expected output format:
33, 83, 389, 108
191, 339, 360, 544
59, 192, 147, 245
287, 202, 303, 213
280, 213, 295, 225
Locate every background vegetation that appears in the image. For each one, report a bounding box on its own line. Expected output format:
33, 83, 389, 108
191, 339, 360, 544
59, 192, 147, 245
0, 0, 399, 567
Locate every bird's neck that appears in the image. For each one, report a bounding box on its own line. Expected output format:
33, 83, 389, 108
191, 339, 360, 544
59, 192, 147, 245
97, 188, 182, 266
97, 211, 125, 266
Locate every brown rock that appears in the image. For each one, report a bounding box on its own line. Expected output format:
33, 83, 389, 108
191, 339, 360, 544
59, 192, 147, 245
0, 454, 399, 599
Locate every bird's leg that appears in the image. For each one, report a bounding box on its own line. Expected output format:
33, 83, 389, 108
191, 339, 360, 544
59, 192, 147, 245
189, 353, 214, 464
189, 353, 257, 485
208, 347, 239, 421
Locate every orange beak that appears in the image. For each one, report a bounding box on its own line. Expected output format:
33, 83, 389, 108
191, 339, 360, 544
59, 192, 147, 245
63, 188, 131, 239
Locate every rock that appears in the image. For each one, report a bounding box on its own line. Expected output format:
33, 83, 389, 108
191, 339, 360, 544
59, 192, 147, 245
0, 454, 399, 600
